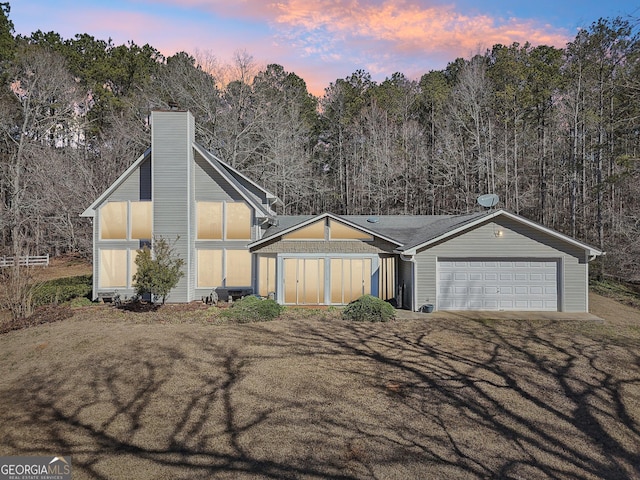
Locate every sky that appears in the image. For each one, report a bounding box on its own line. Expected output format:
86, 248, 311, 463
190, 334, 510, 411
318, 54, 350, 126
9, 0, 640, 96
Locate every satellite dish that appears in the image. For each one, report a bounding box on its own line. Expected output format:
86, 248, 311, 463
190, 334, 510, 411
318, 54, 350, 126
367, 216, 380, 223
477, 193, 499, 208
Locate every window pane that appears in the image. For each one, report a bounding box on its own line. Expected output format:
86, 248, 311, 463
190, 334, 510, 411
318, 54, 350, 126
100, 249, 127, 288
362, 259, 372, 296
131, 202, 152, 239
226, 250, 252, 286
329, 220, 372, 240
303, 259, 324, 304
100, 202, 127, 239
379, 256, 395, 301
197, 249, 222, 287
226, 203, 252, 240
284, 259, 298, 304
259, 256, 276, 297
283, 220, 325, 240
197, 202, 222, 239
331, 258, 343, 304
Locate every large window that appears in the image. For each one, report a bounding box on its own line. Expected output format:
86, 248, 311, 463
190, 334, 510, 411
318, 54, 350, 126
226, 250, 252, 285
100, 201, 152, 240
226, 203, 252, 240
131, 202, 152, 239
330, 258, 372, 304
197, 202, 223, 240
197, 249, 223, 287
100, 202, 127, 239
100, 249, 128, 288
258, 256, 276, 297
197, 201, 252, 240
329, 220, 373, 240
282, 218, 372, 241
283, 220, 325, 240
197, 249, 251, 288
284, 258, 325, 304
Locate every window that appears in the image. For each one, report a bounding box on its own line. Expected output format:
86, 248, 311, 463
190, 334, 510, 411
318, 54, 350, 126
197, 249, 251, 287
100, 202, 127, 239
196, 201, 252, 240
226, 250, 252, 286
284, 258, 325, 304
378, 256, 396, 301
330, 258, 371, 304
100, 249, 128, 288
197, 249, 223, 287
131, 202, 152, 239
197, 202, 223, 239
100, 201, 153, 240
329, 220, 372, 241
258, 256, 276, 297
283, 220, 325, 240
226, 203, 252, 240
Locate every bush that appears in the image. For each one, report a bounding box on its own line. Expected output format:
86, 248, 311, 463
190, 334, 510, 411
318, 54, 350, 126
221, 296, 283, 323
342, 295, 395, 322
32, 275, 92, 307
133, 236, 185, 304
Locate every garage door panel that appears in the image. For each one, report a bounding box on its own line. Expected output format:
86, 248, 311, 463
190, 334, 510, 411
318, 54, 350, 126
438, 258, 558, 311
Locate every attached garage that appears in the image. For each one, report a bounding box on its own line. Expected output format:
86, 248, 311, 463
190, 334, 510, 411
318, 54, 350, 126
437, 258, 559, 311
403, 210, 601, 313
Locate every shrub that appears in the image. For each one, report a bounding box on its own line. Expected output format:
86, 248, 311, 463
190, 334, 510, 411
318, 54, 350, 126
221, 296, 283, 323
133, 236, 185, 304
342, 295, 395, 322
32, 275, 92, 307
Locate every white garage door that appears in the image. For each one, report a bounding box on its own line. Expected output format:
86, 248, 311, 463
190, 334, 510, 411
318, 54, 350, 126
437, 259, 558, 311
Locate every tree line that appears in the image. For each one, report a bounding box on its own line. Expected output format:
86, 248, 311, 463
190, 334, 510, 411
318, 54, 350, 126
0, 2, 638, 280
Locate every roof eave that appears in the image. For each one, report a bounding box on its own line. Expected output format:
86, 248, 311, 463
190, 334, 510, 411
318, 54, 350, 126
398, 209, 603, 256
79, 148, 151, 219
248, 212, 404, 249
193, 143, 271, 218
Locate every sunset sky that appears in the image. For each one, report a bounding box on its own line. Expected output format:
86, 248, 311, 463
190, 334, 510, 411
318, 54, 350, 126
10, 0, 639, 96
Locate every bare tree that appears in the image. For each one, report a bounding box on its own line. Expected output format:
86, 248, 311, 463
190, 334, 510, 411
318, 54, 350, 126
1, 43, 81, 255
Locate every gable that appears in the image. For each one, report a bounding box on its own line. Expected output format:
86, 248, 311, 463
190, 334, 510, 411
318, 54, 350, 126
251, 213, 400, 248
81, 149, 151, 217
416, 217, 588, 261
400, 210, 601, 257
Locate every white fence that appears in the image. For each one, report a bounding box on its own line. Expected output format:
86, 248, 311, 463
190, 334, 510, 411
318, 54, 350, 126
0, 254, 50, 267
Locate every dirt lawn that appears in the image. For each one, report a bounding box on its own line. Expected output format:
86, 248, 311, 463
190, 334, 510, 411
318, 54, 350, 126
0, 294, 639, 479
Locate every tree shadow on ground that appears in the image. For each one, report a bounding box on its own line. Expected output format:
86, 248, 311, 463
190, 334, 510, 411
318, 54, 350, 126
1, 315, 639, 479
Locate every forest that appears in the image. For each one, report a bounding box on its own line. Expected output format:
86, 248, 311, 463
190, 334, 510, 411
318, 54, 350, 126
0, 3, 639, 281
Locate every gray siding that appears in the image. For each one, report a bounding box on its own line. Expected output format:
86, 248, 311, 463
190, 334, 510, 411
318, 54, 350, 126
151, 111, 194, 302
107, 168, 140, 202
194, 153, 245, 202
414, 217, 589, 312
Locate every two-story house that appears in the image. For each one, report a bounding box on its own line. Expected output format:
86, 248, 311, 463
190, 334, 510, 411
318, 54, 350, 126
82, 110, 601, 312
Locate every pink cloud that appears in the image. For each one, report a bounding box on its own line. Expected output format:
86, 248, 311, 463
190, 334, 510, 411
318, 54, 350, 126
20, 0, 574, 96
268, 0, 570, 57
